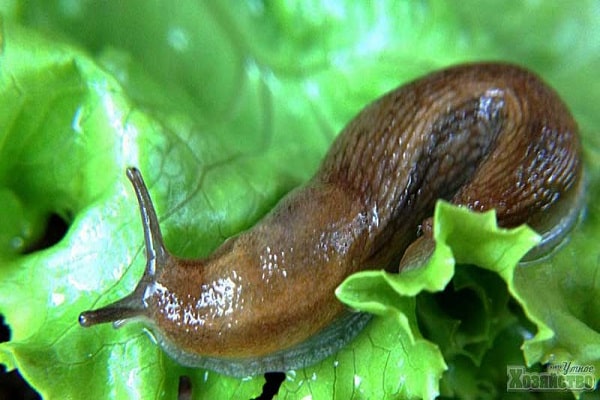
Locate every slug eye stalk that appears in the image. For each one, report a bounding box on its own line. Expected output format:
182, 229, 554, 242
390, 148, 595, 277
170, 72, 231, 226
79, 167, 168, 328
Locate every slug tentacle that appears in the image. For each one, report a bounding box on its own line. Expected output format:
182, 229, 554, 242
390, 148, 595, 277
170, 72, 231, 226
126, 167, 169, 274
79, 63, 583, 377
79, 167, 169, 328
78, 287, 149, 328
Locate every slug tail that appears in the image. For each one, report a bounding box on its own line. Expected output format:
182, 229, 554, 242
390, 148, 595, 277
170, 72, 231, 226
398, 217, 436, 271
398, 232, 435, 272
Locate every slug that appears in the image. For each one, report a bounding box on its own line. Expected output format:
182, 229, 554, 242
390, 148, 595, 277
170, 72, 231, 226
79, 63, 583, 377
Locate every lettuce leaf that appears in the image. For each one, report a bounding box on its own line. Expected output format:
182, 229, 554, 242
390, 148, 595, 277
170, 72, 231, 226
0, 1, 598, 399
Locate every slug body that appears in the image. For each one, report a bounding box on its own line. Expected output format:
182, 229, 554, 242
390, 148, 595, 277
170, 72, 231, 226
79, 63, 582, 377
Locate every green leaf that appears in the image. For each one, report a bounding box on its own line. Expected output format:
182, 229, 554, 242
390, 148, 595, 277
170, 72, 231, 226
0, 1, 599, 399
336, 202, 541, 398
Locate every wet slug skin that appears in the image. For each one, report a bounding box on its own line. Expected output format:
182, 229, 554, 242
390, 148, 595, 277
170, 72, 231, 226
79, 62, 583, 377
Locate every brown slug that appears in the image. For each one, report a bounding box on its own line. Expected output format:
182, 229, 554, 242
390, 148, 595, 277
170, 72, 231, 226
79, 62, 583, 377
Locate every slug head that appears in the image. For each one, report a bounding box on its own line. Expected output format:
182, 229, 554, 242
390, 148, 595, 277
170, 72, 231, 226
78, 167, 168, 328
